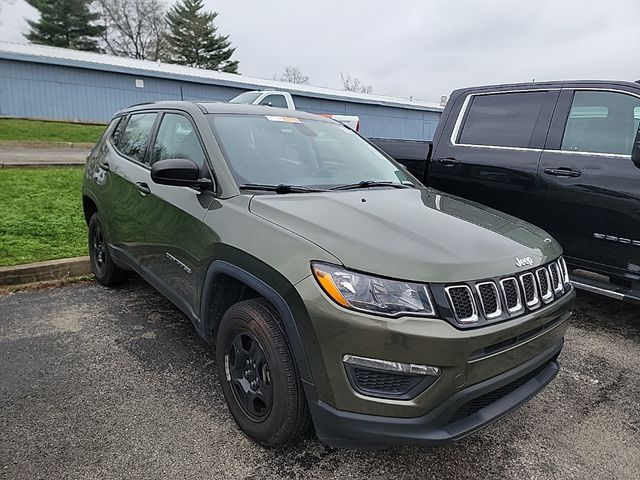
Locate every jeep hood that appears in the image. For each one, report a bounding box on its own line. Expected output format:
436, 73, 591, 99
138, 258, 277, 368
249, 188, 562, 283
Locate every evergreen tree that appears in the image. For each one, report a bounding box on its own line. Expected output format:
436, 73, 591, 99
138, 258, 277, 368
166, 0, 238, 73
25, 0, 104, 51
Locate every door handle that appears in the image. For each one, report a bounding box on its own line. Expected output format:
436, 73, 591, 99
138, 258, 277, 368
99, 162, 110, 171
435, 157, 462, 167
543, 167, 581, 178
135, 182, 151, 195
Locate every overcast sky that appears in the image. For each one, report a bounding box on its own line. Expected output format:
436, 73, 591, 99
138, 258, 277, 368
1, 0, 639, 103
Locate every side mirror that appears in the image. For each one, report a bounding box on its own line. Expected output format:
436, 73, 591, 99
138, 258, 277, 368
151, 158, 212, 190
632, 127, 640, 168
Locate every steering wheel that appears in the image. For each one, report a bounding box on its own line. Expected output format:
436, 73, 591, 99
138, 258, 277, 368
312, 164, 342, 178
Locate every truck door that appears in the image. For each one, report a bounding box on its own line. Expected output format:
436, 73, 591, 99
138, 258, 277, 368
535, 88, 640, 280
428, 89, 558, 222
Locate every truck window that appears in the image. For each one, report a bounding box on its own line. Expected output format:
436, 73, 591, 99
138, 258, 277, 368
117, 113, 157, 165
151, 113, 206, 168
229, 91, 262, 104
260, 94, 289, 108
457, 91, 546, 148
560, 91, 640, 155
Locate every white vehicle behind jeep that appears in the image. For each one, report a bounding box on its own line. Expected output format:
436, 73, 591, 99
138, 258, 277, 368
229, 90, 361, 131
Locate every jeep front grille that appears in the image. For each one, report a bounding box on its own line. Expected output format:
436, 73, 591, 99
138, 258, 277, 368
443, 257, 570, 326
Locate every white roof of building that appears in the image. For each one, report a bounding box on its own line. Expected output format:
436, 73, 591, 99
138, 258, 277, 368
0, 41, 443, 112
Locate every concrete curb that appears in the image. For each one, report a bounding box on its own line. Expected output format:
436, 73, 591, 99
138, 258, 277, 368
0, 141, 95, 149
0, 256, 91, 286
0, 161, 85, 168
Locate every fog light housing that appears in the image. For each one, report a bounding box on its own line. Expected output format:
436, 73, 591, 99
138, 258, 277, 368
343, 354, 440, 400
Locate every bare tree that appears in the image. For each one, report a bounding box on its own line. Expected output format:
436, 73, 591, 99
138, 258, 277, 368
98, 0, 168, 60
280, 66, 310, 85
340, 73, 373, 94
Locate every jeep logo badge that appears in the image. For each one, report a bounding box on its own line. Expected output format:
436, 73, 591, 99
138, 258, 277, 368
515, 256, 534, 268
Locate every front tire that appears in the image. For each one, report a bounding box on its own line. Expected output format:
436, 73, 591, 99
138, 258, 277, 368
88, 213, 128, 286
216, 298, 311, 446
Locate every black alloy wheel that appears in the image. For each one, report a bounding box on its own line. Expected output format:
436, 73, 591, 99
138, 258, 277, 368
216, 298, 311, 446
91, 224, 106, 274
225, 330, 274, 421
88, 213, 128, 286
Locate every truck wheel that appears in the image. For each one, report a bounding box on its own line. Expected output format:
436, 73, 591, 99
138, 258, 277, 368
88, 213, 128, 286
216, 298, 311, 446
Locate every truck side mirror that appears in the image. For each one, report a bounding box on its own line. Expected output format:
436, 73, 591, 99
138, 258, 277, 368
633, 127, 640, 168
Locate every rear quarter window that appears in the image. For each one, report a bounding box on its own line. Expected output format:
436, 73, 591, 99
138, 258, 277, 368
458, 91, 547, 148
110, 116, 127, 146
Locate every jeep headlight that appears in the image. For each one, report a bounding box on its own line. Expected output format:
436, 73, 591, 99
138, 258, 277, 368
311, 263, 436, 317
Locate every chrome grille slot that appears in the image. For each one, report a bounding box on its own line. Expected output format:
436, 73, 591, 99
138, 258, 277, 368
445, 285, 478, 323
559, 257, 570, 286
500, 278, 523, 314
548, 262, 563, 294
519, 272, 540, 309
536, 268, 554, 304
476, 281, 502, 319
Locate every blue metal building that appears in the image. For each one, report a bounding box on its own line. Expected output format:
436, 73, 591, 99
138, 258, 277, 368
0, 42, 442, 140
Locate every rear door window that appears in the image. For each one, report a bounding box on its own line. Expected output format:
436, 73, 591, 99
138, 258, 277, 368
151, 113, 206, 168
260, 94, 289, 108
560, 91, 640, 155
458, 91, 547, 148
117, 113, 157, 165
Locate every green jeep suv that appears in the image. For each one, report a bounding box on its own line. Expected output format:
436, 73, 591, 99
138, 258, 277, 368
82, 102, 575, 448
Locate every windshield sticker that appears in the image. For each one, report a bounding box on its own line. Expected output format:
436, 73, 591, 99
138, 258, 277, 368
266, 115, 302, 124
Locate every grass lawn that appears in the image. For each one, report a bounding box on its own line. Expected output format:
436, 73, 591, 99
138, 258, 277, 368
0, 118, 106, 144
0, 167, 87, 267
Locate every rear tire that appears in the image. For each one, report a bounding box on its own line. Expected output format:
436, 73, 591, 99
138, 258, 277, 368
88, 213, 128, 286
216, 298, 311, 447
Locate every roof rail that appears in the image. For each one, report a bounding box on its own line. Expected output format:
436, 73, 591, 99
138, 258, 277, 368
128, 101, 157, 108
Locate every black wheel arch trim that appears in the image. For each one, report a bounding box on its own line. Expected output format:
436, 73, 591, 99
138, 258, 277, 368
200, 260, 315, 388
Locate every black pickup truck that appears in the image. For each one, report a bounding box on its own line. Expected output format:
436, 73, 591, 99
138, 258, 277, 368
370, 80, 640, 302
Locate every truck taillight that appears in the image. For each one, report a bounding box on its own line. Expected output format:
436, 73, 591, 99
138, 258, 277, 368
355, 120, 360, 132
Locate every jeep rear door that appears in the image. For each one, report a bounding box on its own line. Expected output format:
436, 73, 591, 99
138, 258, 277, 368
534, 86, 640, 279
428, 88, 559, 222
103, 111, 159, 265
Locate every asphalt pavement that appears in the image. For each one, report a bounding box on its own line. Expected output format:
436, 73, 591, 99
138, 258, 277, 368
1, 278, 639, 480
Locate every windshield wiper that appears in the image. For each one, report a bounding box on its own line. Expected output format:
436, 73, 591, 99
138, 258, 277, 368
330, 180, 414, 191
239, 183, 327, 194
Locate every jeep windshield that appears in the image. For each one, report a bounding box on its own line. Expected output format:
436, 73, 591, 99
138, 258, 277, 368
207, 114, 414, 191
